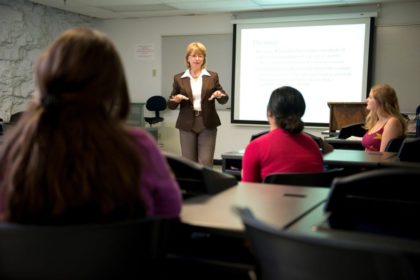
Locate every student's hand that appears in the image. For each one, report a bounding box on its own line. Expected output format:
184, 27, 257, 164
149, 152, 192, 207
170, 94, 189, 103
209, 90, 226, 100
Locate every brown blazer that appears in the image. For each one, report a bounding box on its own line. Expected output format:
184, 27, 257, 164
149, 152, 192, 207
167, 71, 229, 131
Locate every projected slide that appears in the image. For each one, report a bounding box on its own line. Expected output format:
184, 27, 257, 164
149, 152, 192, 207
233, 17, 372, 125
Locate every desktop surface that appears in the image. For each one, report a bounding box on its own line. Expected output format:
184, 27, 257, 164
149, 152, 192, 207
323, 149, 398, 168
181, 182, 329, 234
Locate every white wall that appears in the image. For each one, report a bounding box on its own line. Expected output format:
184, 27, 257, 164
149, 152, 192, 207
97, 2, 420, 160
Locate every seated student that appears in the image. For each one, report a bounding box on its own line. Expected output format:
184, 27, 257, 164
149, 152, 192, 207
0, 27, 182, 224
241, 86, 324, 183
361, 84, 407, 152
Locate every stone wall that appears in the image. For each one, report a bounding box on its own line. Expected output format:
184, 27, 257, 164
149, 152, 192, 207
0, 0, 96, 121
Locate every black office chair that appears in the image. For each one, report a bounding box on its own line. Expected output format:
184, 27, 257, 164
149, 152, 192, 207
236, 207, 420, 280
397, 137, 420, 162
263, 168, 344, 188
144, 95, 167, 127
304, 132, 334, 154
250, 130, 333, 154
250, 130, 269, 142
0, 217, 171, 280
337, 122, 366, 139
384, 136, 405, 152
164, 152, 237, 198
325, 168, 420, 240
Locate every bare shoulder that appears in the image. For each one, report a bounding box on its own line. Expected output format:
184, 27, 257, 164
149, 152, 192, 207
386, 116, 402, 126
384, 116, 403, 133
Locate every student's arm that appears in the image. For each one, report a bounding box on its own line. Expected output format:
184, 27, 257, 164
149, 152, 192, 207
380, 117, 404, 152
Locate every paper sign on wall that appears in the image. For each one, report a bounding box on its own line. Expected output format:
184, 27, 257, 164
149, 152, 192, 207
135, 43, 154, 60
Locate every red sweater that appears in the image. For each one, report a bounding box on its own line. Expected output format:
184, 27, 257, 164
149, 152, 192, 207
242, 128, 324, 183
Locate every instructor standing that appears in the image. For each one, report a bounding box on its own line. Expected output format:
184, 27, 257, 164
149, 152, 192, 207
167, 42, 228, 168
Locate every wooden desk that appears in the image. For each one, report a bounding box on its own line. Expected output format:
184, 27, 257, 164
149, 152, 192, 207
181, 182, 329, 234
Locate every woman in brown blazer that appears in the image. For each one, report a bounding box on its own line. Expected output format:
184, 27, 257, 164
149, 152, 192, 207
167, 42, 229, 167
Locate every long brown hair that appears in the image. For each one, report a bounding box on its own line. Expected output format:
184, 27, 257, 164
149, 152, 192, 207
0, 27, 145, 224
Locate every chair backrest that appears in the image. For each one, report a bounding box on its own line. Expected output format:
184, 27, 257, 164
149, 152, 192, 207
0, 217, 171, 280
164, 152, 237, 198
263, 168, 344, 188
398, 137, 420, 162
325, 168, 420, 239
337, 122, 366, 139
385, 136, 406, 152
145, 95, 167, 116
304, 132, 334, 154
250, 131, 334, 154
249, 130, 269, 142
236, 207, 420, 280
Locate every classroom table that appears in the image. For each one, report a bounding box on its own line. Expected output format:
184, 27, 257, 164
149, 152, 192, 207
168, 183, 330, 278
181, 182, 329, 234
323, 148, 420, 170
323, 149, 398, 169
221, 148, 409, 178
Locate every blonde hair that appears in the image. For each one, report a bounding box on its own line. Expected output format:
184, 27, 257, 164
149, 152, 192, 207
365, 84, 407, 134
185, 42, 207, 69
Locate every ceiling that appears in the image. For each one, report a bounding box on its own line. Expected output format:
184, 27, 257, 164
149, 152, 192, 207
28, 0, 418, 19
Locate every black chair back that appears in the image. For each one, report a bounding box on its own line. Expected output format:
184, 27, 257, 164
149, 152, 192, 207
236, 207, 420, 280
385, 136, 406, 152
0, 218, 171, 280
338, 122, 366, 139
144, 95, 167, 126
249, 130, 269, 142
325, 168, 420, 239
306, 132, 335, 154
250, 130, 334, 154
164, 152, 237, 198
398, 137, 420, 162
264, 168, 344, 187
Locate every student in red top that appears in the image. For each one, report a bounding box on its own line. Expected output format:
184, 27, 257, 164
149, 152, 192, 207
241, 86, 324, 183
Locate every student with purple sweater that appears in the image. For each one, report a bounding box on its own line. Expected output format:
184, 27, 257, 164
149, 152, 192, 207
0, 27, 181, 224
